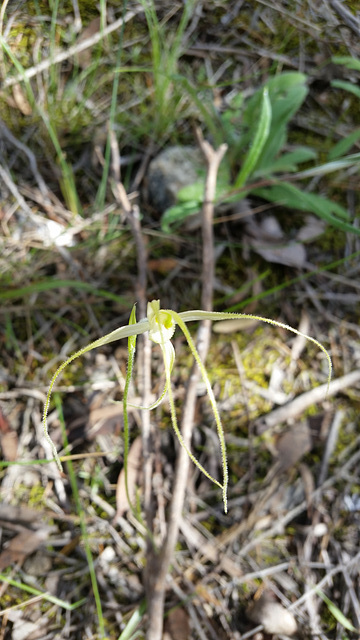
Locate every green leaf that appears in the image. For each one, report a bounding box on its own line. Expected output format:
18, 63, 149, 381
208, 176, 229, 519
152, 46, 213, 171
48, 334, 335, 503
332, 55, 360, 71
294, 152, 360, 178
118, 601, 147, 640
316, 589, 357, 632
331, 79, 360, 99
177, 181, 204, 202
241, 73, 308, 173
254, 182, 360, 236
259, 147, 317, 175
161, 201, 201, 233
329, 129, 360, 159
234, 88, 272, 188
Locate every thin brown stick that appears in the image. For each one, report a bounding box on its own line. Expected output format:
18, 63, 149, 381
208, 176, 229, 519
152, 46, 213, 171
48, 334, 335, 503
145, 136, 227, 640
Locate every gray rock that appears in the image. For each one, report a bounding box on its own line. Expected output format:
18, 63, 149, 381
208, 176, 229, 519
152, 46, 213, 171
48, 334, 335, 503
147, 145, 205, 214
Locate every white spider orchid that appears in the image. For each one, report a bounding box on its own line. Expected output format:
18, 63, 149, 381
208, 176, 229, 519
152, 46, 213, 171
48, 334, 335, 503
43, 300, 332, 513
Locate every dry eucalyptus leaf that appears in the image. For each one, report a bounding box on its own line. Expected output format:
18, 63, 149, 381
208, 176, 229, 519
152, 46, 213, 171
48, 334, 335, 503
275, 421, 311, 472
250, 240, 306, 267
0, 528, 51, 571
0, 430, 18, 461
86, 403, 125, 439
247, 592, 297, 636
12, 83, 32, 115
148, 258, 179, 274
244, 216, 307, 267
163, 608, 190, 640
115, 436, 142, 520
75, 17, 101, 68
296, 215, 326, 241
8, 618, 39, 640
246, 215, 284, 240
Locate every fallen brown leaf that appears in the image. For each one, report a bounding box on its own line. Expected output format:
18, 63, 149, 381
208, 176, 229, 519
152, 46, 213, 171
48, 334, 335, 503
163, 608, 190, 640
245, 215, 307, 267
12, 83, 32, 115
75, 17, 101, 68
0, 528, 51, 571
275, 420, 312, 472
0, 431, 18, 461
148, 258, 178, 274
250, 239, 306, 268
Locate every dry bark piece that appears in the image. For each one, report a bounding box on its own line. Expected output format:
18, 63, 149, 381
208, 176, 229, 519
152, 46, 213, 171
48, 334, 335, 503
250, 240, 306, 268
247, 591, 297, 636
0, 407, 10, 433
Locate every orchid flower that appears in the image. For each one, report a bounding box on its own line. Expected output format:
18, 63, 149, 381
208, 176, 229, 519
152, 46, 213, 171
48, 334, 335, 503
43, 300, 332, 513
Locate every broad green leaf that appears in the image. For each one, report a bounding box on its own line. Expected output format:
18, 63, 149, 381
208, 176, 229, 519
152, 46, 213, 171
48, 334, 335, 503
234, 88, 271, 188
176, 164, 230, 203
331, 79, 360, 99
332, 55, 360, 71
258, 147, 317, 175
329, 129, 360, 160
242, 73, 308, 173
161, 201, 201, 233
295, 152, 360, 177
258, 85, 308, 168
254, 182, 360, 236
177, 181, 204, 202
266, 71, 308, 92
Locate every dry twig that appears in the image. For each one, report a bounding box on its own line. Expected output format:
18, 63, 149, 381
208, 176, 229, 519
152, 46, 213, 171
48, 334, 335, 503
256, 369, 360, 431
